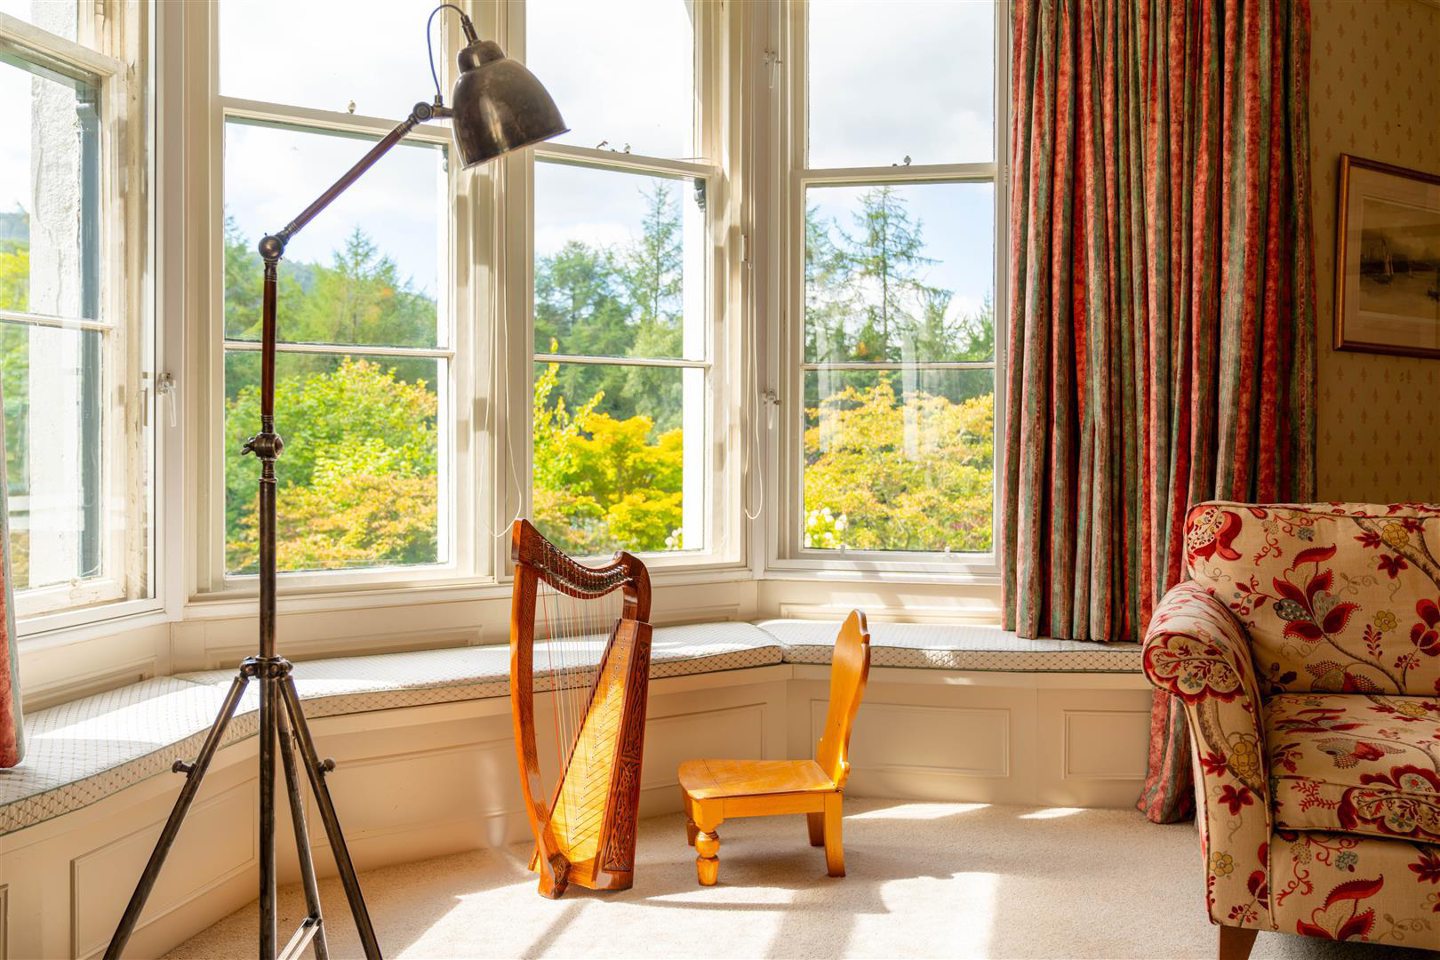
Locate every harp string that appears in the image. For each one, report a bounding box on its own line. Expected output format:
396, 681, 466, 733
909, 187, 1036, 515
534, 569, 625, 858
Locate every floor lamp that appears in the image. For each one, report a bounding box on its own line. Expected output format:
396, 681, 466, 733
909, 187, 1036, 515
105, 6, 566, 958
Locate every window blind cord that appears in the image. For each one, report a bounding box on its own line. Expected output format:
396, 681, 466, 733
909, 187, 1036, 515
744, 23, 775, 524
490, 265, 526, 540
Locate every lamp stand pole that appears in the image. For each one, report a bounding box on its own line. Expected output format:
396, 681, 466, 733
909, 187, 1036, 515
104, 102, 450, 960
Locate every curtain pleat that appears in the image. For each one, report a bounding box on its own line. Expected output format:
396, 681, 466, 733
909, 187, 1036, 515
0, 379, 22, 769
1003, 0, 1316, 823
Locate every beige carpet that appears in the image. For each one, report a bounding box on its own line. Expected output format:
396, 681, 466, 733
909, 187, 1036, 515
167, 800, 1427, 959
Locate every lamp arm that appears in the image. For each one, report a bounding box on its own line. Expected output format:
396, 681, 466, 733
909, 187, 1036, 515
260, 102, 449, 260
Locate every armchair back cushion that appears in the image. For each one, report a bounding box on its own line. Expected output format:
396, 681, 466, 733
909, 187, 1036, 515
1184, 502, 1440, 697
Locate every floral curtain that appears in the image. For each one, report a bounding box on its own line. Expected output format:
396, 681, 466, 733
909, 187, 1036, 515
1003, 0, 1316, 822
0, 388, 20, 769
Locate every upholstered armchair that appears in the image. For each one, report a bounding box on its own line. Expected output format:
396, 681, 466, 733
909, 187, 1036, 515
1144, 502, 1440, 958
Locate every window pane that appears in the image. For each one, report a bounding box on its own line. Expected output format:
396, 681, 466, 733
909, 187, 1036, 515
1, 321, 105, 590
223, 120, 445, 348
0, 0, 80, 41
804, 182, 994, 364
218, 0, 437, 118
808, 0, 994, 167
534, 161, 706, 361
527, 0, 695, 159
0, 57, 100, 319
533, 360, 702, 556
803, 368, 993, 553
224, 351, 443, 575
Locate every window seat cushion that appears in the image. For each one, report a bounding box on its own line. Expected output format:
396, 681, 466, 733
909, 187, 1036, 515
758, 619, 1143, 673
174, 622, 782, 721
0, 623, 780, 837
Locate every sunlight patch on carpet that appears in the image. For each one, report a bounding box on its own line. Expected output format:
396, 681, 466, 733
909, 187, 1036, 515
848, 801, 989, 820
1017, 807, 1084, 820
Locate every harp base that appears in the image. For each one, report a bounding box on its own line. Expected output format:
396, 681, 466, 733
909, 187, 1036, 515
528, 848, 634, 896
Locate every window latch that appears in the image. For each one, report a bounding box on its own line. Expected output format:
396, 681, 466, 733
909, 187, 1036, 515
762, 389, 779, 430
763, 50, 781, 90
148, 372, 178, 429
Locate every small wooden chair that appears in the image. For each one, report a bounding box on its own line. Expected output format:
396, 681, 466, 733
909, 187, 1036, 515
678, 610, 871, 885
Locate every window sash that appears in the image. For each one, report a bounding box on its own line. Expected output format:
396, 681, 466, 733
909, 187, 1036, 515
774, 0, 1008, 575
515, 0, 736, 570
209, 89, 472, 588
3, 10, 152, 623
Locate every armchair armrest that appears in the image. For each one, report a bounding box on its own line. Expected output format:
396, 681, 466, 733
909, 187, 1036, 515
1144, 581, 1274, 930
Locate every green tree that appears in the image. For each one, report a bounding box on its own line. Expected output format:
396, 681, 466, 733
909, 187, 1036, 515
621, 183, 685, 429
225, 357, 438, 572
832, 185, 939, 362
531, 359, 683, 555
533, 239, 635, 420
803, 377, 994, 553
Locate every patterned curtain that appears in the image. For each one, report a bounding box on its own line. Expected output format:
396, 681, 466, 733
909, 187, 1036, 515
0, 385, 21, 769
1003, 0, 1316, 822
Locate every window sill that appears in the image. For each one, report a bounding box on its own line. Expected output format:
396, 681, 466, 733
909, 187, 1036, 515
186, 558, 756, 620
762, 559, 1002, 587
17, 598, 167, 645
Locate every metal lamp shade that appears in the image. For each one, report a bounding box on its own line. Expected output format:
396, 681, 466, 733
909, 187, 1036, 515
450, 39, 568, 168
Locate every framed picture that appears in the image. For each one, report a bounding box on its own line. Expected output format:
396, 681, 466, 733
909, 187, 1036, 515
1334, 154, 1440, 359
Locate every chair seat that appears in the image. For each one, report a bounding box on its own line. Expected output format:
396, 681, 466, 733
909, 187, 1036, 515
1264, 692, 1440, 843
678, 758, 836, 800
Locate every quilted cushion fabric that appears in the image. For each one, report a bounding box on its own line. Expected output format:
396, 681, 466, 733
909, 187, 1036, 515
1265, 692, 1440, 843
1183, 501, 1440, 696
1, 623, 781, 836
0, 678, 259, 836
760, 619, 1142, 672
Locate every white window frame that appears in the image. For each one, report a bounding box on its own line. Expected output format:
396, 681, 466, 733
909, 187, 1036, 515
767, 0, 1009, 581
2, 1, 157, 631
498, 0, 744, 574
193, 3, 491, 597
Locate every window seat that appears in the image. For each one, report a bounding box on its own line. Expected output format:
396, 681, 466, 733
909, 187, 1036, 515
1, 623, 780, 837
1, 619, 1142, 837
760, 619, 1143, 673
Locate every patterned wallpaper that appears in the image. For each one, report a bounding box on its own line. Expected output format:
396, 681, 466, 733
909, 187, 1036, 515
1310, 0, 1440, 502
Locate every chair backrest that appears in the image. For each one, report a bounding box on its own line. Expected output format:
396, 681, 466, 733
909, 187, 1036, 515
815, 610, 871, 789
1183, 501, 1440, 696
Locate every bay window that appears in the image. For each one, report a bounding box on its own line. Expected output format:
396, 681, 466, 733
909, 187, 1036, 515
0, 0, 153, 622
778, 0, 1004, 570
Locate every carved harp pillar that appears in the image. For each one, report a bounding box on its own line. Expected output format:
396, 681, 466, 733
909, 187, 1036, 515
509, 519, 653, 899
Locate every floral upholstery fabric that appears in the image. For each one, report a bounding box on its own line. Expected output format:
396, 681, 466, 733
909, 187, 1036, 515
1144, 508, 1440, 949
1266, 693, 1440, 843
1184, 501, 1440, 697
1268, 830, 1439, 947
1143, 581, 1275, 930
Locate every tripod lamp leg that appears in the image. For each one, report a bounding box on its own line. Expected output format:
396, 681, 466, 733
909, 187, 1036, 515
279, 676, 383, 960
104, 672, 252, 960
277, 701, 331, 960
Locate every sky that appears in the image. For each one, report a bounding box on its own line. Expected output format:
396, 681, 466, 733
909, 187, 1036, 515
4, 0, 999, 335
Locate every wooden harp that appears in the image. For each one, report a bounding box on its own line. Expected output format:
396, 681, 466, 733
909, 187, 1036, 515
509, 518, 653, 899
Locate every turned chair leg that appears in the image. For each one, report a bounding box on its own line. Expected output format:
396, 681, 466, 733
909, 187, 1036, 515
1218, 925, 1257, 960
695, 824, 721, 886
822, 794, 845, 877
807, 812, 825, 847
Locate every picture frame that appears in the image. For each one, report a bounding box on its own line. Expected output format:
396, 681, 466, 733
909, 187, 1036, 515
1334, 154, 1440, 359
